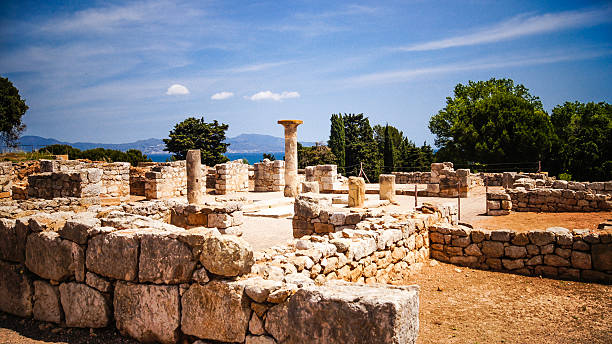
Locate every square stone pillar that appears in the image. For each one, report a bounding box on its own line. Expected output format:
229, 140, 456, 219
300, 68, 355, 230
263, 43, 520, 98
379, 174, 396, 202
348, 176, 365, 208
278, 120, 303, 197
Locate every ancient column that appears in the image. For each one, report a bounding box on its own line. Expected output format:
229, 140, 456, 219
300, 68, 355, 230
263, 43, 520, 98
348, 176, 366, 208
278, 120, 303, 197
379, 174, 396, 202
186, 149, 205, 204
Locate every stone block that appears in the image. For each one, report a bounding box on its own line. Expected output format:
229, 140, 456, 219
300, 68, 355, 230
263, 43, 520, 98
265, 281, 419, 344
86, 230, 139, 281
25, 232, 84, 281
528, 231, 555, 246
505, 245, 527, 258
59, 282, 110, 328
199, 234, 254, 277
481, 241, 504, 257
33, 281, 61, 324
114, 282, 180, 344
0, 261, 33, 317
138, 233, 196, 284
58, 218, 102, 245
571, 251, 592, 270
591, 244, 612, 271
348, 177, 365, 208
181, 281, 251, 343
0, 218, 26, 263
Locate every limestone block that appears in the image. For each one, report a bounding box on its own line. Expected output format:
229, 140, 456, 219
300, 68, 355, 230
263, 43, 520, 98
265, 281, 419, 344
199, 234, 254, 277
348, 177, 365, 208
505, 245, 527, 258
379, 174, 396, 202
301, 181, 319, 193
86, 230, 139, 281
481, 241, 504, 257
246, 335, 277, 344
528, 231, 555, 246
33, 281, 61, 323
25, 231, 84, 281
58, 218, 102, 244
0, 218, 26, 263
59, 282, 110, 328
208, 213, 233, 229
114, 282, 180, 344
138, 233, 196, 284
181, 281, 251, 343
0, 261, 33, 317
571, 251, 592, 270
86, 272, 112, 293
592, 244, 612, 271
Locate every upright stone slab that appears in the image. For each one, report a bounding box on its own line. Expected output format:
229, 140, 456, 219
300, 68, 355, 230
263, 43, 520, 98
348, 176, 366, 208
187, 149, 205, 204
59, 282, 110, 328
278, 120, 303, 197
379, 174, 396, 202
0, 261, 33, 317
33, 280, 61, 323
265, 281, 419, 344
114, 282, 180, 344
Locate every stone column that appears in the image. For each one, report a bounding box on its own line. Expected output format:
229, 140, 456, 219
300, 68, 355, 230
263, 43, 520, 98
278, 120, 303, 197
348, 176, 365, 208
379, 174, 396, 202
186, 150, 205, 204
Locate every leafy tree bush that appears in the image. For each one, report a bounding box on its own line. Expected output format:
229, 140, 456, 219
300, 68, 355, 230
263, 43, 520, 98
429, 78, 554, 165
262, 153, 276, 161
40, 144, 151, 166
164, 117, 229, 166
297, 143, 337, 169
0, 76, 28, 148
550, 101, 611, 181
343, 114, 381, 181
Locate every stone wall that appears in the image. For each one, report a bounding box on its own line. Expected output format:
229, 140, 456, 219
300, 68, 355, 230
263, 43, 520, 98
428, 224, 612, 283
392, 171, 431, 184
0, 207, 421, 344
144, 161, 187, 200
0, 162, 12, 198
27, 169, 102, 200
254, 159, 285, 192
507, 187, 612, 212
305, 165, 339, 193
427, 162, 472, 198
215, 161, 249, 195
129, 166, 148, 196
486, 192, 512, 215
97, 163, 130, 201
170, 202, 244, 233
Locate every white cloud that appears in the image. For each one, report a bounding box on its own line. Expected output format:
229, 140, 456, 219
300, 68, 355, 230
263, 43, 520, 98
211, 91, 234, 100
166, 84, 190, 95
246, 91, 300, 101
398, 7, 612, 51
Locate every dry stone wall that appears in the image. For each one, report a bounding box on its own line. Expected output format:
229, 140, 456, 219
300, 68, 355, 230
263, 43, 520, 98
392, 171, 431, 184
170, 201, 244, 233
27, 169, 102, 200
507, 187, 612, 212
254, 159, 284, 192
305, 165, 340, 193
427, 162, 472, 198
0, 205, 422, 344
429, 224, 612, 283
215, 161, 249, 195
486, 192, 512, 215
144, 161, 187, 200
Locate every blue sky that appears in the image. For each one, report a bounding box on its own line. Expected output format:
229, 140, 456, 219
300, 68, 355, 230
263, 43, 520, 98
1, 1, 611, 145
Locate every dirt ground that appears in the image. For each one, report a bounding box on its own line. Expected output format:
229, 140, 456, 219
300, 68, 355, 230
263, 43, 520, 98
471, 211, 612, 231
407, 262, 612, 344
2, 261, 610, 344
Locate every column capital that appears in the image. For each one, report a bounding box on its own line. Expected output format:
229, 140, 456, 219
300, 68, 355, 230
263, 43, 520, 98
277, 119, 303, 127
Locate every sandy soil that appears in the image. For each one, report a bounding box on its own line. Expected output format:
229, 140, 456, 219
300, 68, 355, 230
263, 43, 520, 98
471, 211, 612, 231
408, 262, 612, 344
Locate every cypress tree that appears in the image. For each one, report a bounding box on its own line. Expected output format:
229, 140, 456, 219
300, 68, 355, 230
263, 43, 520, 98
383, 124, 395, 173
328, 113, 346, 174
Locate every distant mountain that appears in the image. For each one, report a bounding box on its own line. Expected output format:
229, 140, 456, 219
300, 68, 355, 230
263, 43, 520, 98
17, 134, 318, 154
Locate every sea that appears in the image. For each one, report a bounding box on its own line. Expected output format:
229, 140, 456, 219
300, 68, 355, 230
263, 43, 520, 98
148, 152, 285, 164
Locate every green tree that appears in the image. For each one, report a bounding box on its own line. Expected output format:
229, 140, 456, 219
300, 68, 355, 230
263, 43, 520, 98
550, 101, 611, 181
328, 114, 346, 173
40, 144, 150, 166
429, 78, 554, 165
383, 124, 395, 173
343, 113, 381, 181
164, 117, 229, 166
261, 153, 276, 161
297, 143, 337, 168
0, 77, 28, 148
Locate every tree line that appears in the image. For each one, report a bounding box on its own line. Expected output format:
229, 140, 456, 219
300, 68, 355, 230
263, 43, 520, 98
41, 144, 151, 166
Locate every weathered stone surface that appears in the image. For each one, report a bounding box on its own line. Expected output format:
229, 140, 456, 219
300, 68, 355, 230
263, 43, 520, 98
379, 174, 396, 202
502, 259, 524, 270
265, 281, 419, 344
86, 230, 139, 281
543, 254, 570, 267
199, 234, 254, 277
59, 282, 110, 328
0, 261, 33, 317
570, 251, 592, 270
0, 218, 27, 263
511, 232, 529, 246
86, 272, 111, 293
528, 231, 555, 246
139, 233, 196, 284
464, 243, 482, 256
181, 280, 251, 343
505, 246, 527, 258
490, 230, 512, 242
245, 335, 277, 344
244, 277, 283, 303
192, 267, 210, 284
25, 232, 83, 281
33, 280, 61, 323
591, 243, 612, 271
249, 312, 266, 335
348, 177, 366, 208
481, 241, 504, 257
114, 282, 180, 344
58, 218, 103, 245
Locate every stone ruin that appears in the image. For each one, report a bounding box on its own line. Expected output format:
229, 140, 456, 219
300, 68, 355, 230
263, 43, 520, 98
254, 159, 284, 192
215, 160, 250, 195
